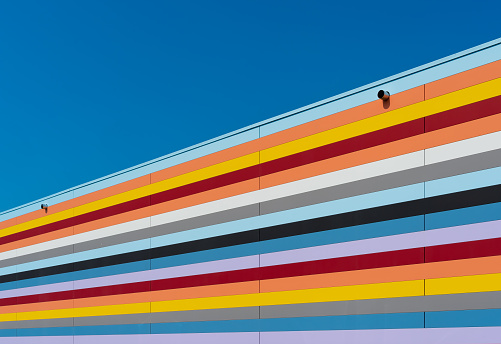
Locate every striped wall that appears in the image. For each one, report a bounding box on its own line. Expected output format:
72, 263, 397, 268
1, 38, 501, 343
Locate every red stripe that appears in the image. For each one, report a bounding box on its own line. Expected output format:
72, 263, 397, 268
5, 233, 501, 306
425, 94, 501, 132
2, 95, 501, 247
425, 237, 501, 262
0, 248, 423, 306
0, 197, 151, 245
260, 117, 424, 175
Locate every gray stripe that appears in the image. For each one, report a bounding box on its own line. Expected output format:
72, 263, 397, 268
0, 307, 258, 329
0, 203, 260, 269
0, 317, 73, 330
75, 306, 259, 327
0, 245, 73, 269
6, 147, 501, 268
260, 147, 501, 214
75, 203, 260, 253
2, 291, 501, 329
260, 291, 501, 318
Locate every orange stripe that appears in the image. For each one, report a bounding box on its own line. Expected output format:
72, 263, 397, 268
73, 280, 259, 308
1, 114, 500, 253
425, 59, 501, 99
0, 87, 426, 230
261, 255, 501, 293
2, 58, 501, 233
0, 281, 258, 314
261, 112, 501, 188
2, 256, 499, 315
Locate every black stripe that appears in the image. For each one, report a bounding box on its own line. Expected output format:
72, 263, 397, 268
1, 184, 500, 284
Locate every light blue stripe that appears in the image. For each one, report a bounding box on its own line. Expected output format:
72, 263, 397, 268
260, 41, 501, 136
0, 183, 423, 275
7, 175, 498, 282
14, 260, 150, 289
0, 128, 260, 222
426, 309, 501, 328
151, 241, 261, 270
0, 190, 73, 224
151, 183, 424, 248
0, 265, 16, 276
10, 159, 499, 274
13, 239, 151, 273
6, 215, 423, 289
4, 184, 424, 277
5, 196, 497, 289
152, 215, 424, 269
425, 166, 501, 197
2, 38, 500, 223
258, 215, 424, 254
73, 128, 259, 198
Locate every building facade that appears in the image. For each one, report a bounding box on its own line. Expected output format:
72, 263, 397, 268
1, 39, 501, 343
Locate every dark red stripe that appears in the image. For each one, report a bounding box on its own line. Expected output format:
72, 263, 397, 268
425, 94, 501, 132
0, 197, 151, 245
0, 247, 422, 306
260, 117, 423, 176
5, 233, 501, 306
425, 237, 501, 262
150, 165, 261, 205
3, 95, 501, 247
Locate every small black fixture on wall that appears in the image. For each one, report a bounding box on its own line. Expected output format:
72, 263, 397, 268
41, 204, 49, 213
378, 90, 390, 101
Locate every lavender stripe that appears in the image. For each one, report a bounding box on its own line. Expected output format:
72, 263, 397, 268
2, 337, 73, 344
6, 328, 499, 344
3, 218, 499, 298
260, 327, 501, 344
261, 219, 501, 266
74, 332, 259, 344
0, 281, 74, 299
74, 254, 259, 289
0, 255, 259, 299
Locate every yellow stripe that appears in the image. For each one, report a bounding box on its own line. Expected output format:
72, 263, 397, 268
0, 152, 259, 238
74, 152, 259, 216
426, 272, 501, 295
151, 279, 422, 313
260, 76, 501, 163
4, 272, 501, 322
3, 77, 501, 238
17, 302, 150, 321
2, 280, 423, 322
0, 313, 16, 322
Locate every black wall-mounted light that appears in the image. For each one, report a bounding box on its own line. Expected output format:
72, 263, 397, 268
41, 204, 49, 212
377, 90, 390, 101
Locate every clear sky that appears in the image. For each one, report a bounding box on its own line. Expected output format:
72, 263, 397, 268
1, 0, 500, 213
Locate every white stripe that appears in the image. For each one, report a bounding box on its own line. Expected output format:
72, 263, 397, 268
5, 129, 501, 262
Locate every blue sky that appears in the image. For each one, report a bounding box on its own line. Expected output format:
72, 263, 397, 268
1, 0, 500, 213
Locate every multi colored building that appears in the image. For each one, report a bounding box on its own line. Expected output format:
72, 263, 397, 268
1, 38, 501, 343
